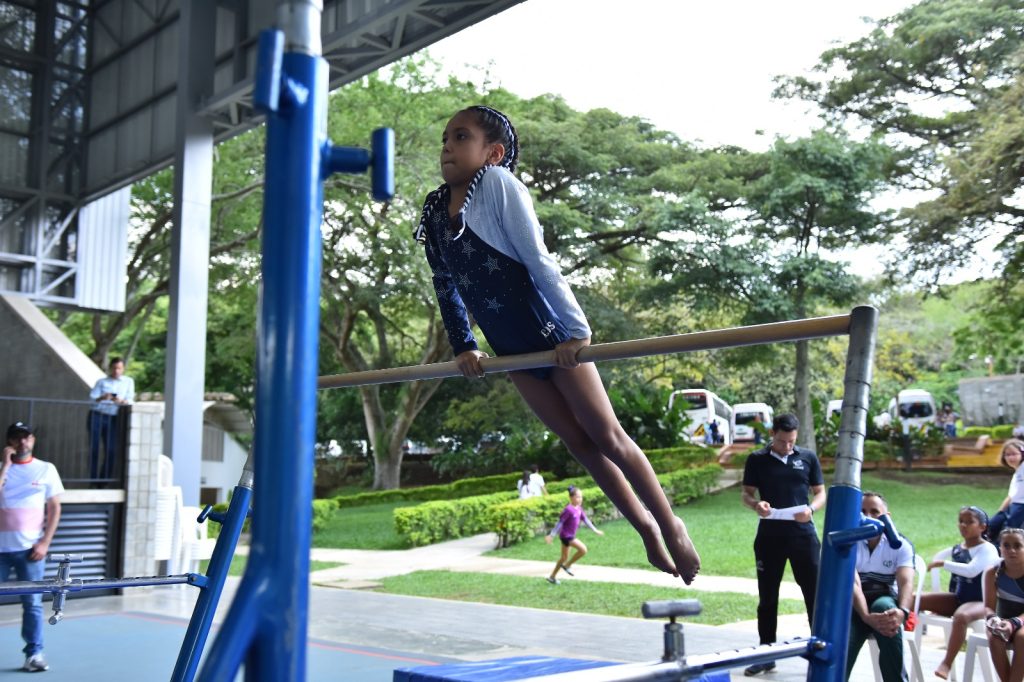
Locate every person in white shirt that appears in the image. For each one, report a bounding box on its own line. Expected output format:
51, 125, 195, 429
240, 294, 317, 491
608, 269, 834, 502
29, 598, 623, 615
88, 357, 135, 482
0, 421, 63, 672
847, 492, 916, 682
528, 464, 548, 496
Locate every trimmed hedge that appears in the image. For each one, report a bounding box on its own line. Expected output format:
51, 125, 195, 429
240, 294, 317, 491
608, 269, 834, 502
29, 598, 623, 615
645, 445, 719, 473
397, 464, 722, 548
963, 426, 993, 437
332, 471, 554, 509
393, 491, 520, 546
993, 425, 1015, 440
207, 498, 335, 539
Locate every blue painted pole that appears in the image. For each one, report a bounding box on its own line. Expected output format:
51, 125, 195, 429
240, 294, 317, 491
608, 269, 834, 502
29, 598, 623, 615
196, 6, 323, 679
171, 482, 252, 682
809, 306, 879, 682
196, 2, 392, 679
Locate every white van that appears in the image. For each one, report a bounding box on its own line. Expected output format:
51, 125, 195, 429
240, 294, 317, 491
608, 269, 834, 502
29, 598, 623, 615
731, 403, 773, 443
886, 389, 937, 432
669, 389, 733, 445
826, 399, 843, 421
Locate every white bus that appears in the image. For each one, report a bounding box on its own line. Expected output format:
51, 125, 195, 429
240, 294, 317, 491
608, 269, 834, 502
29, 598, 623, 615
731, 402, 774, 443
669, 389, 733, 445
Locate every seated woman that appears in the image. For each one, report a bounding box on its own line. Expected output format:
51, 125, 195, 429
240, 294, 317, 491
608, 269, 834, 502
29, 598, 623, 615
989, 440, 1024, 541
917, 506, 999, 679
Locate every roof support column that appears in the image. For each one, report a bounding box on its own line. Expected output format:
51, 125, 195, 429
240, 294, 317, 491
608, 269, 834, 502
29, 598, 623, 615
164, 0, 217, 505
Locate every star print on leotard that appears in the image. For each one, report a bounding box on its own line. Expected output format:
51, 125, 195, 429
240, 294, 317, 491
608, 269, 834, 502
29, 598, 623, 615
457, 272, 471, 289
485, 297, 504, 313
461, 240, 476, 257
484, 255, 499, 273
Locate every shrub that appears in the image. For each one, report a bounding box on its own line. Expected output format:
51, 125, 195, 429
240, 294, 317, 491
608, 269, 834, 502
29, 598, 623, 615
333, 471, 554, 508
993, 425, 1015, 440
963, 426, 994, 438
484, 463, 722, 541
393, 491, 520, 546
645, 445, 718, 473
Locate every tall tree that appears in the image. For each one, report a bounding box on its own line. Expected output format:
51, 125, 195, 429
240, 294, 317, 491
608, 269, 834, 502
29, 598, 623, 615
648, 130, 891, 447
777, 0, 1024, 286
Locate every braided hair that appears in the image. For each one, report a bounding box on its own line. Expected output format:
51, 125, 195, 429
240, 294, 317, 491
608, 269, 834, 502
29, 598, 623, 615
413, 105, 520, 243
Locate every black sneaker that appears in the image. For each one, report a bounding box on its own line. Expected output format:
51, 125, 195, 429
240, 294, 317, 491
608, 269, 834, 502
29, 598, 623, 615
560, 565, 574, 576
744, 662, 776, 676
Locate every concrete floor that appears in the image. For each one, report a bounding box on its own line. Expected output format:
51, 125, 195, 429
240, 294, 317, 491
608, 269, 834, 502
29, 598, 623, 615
0, 578, 987, 681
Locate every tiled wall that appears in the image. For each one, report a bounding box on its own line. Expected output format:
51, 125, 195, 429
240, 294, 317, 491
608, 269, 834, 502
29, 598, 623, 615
122, 402, 165, 577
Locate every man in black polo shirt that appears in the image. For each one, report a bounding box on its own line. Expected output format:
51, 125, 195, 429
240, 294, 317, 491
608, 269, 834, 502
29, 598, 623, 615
740, 413, 826, 676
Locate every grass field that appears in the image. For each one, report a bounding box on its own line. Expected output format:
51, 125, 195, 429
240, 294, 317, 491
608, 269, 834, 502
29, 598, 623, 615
487, 471, 1007, 577
313, 501, 412, 550
377, 570, 806, 625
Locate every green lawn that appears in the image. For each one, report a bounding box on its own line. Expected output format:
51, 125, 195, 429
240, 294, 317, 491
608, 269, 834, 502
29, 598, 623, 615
312, 501, 412, 550
377, 570, 805, 625
488, 471, 1008, 577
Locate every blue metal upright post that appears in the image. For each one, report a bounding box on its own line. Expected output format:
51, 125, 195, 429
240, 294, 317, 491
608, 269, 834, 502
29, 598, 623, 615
195, 2, 392, 679
196, 5, 322, 678
809, 306, 879, 682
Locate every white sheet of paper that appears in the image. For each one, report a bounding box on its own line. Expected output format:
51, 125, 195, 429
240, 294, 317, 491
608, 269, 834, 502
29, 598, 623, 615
765, 505, 810, 521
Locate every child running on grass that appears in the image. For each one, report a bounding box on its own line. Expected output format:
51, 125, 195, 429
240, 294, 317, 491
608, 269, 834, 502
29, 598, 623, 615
545, 486, 603, 585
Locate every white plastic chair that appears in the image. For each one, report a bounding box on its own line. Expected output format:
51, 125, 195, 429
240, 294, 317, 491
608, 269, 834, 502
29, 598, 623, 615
963, 631, 996, 682
868, 554, 927, 682
178, 505, 217, 574
913, 551, 988, 682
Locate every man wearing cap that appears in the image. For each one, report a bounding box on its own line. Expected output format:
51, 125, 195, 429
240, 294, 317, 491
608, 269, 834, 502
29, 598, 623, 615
0, 421, 64, 672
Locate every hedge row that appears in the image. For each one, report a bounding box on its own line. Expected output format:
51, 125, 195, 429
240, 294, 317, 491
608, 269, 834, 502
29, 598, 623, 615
644, 445, 720, 473
332, 470, 554, 509
728, 440, 891, 471
395, 464, 722, 548
207, 498, 334, 539
963, 425, 1016, 440
393, 491, 520, 546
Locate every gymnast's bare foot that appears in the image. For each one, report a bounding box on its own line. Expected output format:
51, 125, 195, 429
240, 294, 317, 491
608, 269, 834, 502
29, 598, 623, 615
639, 514, 678, 577
934, 663, 951, 680
664, 516, 700, 585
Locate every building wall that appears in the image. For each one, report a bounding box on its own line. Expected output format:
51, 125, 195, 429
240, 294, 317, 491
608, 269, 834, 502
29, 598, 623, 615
0, 295, 104, 398
200, 431, 248, 504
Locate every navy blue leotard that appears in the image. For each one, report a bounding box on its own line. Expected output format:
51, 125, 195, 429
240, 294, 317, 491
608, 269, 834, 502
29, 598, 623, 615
421, 167, 591, 378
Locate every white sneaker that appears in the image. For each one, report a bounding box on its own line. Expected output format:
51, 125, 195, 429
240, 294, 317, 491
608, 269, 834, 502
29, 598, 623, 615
23, 654, 48, 672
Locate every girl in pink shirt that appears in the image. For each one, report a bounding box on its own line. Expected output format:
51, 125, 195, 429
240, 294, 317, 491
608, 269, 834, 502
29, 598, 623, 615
545, 486, 603, 584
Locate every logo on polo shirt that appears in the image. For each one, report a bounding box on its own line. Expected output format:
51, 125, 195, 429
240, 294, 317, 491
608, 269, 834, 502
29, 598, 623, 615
792, 459, 804, 470
883, 559, 894, 569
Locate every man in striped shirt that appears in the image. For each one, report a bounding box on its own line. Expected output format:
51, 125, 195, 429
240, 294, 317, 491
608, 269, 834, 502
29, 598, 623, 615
0, 421, 63, 672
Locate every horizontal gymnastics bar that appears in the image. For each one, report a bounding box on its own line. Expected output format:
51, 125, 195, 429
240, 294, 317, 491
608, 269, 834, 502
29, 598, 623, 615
318, 312, 853, 390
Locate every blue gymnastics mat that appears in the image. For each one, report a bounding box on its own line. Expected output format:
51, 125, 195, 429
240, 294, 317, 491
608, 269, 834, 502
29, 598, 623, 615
0, 611, 450, 681
395, 655, 732, 682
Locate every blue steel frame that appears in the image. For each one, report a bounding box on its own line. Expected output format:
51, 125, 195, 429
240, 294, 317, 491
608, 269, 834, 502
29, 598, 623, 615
194, 4, 393, 680
192, 1, 876, 678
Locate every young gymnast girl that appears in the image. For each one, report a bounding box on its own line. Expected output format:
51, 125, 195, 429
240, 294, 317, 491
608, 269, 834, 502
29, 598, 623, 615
545, 486, 604, 584
917, 506, 999, 679
415, 105, 701, 583
983, 527, 1024, 682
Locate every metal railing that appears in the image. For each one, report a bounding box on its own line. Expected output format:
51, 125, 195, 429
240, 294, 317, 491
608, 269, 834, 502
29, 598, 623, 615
0, 396, 128, 488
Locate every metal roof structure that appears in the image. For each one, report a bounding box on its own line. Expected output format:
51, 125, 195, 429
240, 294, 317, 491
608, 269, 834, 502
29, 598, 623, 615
0, 0, 522, 309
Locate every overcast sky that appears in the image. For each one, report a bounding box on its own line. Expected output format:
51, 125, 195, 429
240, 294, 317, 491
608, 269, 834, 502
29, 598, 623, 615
424, 0, 997, 283
428, 0, 917, 150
